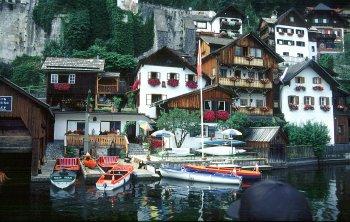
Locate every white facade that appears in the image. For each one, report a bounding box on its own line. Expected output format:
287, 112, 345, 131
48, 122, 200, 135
54, 112, 150, 140
275, 25, 312, 66
211, 17, 243, 36
280, 67, 335, 144
137, 64, 206, 119
117, 0, 138, 13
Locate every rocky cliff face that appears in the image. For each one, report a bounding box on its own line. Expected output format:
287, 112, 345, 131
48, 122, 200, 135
0, 0, 61, 62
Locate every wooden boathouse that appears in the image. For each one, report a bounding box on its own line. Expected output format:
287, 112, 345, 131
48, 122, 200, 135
0, 76, 54, 176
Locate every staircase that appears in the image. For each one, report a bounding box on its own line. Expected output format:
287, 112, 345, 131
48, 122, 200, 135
128, 143, 147, 155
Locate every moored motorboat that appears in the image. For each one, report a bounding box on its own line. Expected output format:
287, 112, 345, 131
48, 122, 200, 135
184, 164, 262, 181
195, 146, 246, 156
96, 165, 133, 191
159, 167, 242, 185
50, 169, 77, 189
97, 156, 119, 171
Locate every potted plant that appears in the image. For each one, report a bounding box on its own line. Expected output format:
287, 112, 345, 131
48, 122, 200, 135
245, 56, 254, 61
289, 103, 298, 111
167, 79, 179, 87
304, 104, 314, 110
186, 80, 198, 89
295, 85, 306, 91
313, 85, 324, 91
148, 78, 161, 87
287, 32, 293, 36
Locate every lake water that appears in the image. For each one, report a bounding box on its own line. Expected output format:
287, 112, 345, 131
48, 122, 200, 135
0, 164, 349, 221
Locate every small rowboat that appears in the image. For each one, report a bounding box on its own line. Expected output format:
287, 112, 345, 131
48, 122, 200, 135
159, 167, 242, 185
96, 165, 133, 191
97, 156, 119, 171
184, 164, 262, 181
50, 169, 77, 189
54, 158, 80, 172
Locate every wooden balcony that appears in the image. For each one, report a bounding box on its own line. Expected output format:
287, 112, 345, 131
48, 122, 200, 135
233, 107, 273, 116
234, 56, 264, 67
219, 77, 272, 89
98, 84, 119, 94
65, 134, 129, 150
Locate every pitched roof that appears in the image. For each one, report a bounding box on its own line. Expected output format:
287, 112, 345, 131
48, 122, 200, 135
0, 76, 54, 118
275, 8, 309, 28
245, 126, 282, 142
314, 3, 332, 11
213, 4, 245, 21
42, 57, 105, 72
202, 32, 284, 63
200, 36, 234, 46
280, 60, 339, 87
261, 17, 278, 24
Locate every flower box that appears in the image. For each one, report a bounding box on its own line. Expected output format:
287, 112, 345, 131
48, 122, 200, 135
232, 105, 240, 111
304, 104, 314, 110
186, 80, 198, 89
260, 106, 269, 112
204, 110, 216, 122
167, 79, 179, 87
320, 105, 330, 112
53, 83, 71, 91
295, 85, 306, 91
287, 33, 293, 36
289, 103, 298, 111
313, 85, 324, 91
245, 78, 255, 84
260, 78, 270, 84
216, 110, 229, 121
148, 78, 160, 87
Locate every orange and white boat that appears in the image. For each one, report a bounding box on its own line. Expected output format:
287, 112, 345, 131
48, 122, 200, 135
184, 164, 262, 180
97, 156, 119, 171
96, 165, 133, 191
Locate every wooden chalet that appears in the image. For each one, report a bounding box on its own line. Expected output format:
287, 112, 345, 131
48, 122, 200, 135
199, 36, 234, 57
0, 76, 54, 176
42, 57, 128, 112
245, 126, 288, 149
333, 87, 350, 144
201, 32, 283, 116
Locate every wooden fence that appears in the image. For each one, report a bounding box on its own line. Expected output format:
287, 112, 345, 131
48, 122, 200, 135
65, 134, 129, 151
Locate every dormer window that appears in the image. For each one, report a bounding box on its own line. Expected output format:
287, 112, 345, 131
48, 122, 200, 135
51, 74, 58, 83
289, 17, 294, 22
249, 48, 262, 58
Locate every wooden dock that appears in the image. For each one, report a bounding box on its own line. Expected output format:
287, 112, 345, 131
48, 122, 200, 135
79, 160, 105, 184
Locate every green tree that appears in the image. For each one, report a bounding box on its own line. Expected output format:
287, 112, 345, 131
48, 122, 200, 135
10, 55, 45, 87
318, 54, 334, 71
156, 109, 200, 148
43, 40, 66, 58
218, 112, 249, 137
0, 62, 12, 79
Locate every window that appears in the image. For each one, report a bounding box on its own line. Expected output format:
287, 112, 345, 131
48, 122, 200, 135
256, 99, 264, 107
51, 74, 58, 83
296, 41, 305, 47
240, 98, 248, 106
146, 94, 163, 105
234, 69, 241, 78
295, 77, 305, 84
323, 18, 327, 24
288, 96, 299, 105
297, 53, 303, 57
258, 72, 265, 80
283, 52, 289, 56
167, 73, 178, 80
289, 17, 294, 22
68, 74, 75, 84
218, 101, 226, 111
277, 39, 283, 45
250, 48, 262, 58
320, 97, 330, 106
203, 125, 217, 138
304, 96, 315, 105
204, 100, 212, 110
296, 29, 304, 35
186, 74, 195, 82
338, 125, 344, 135
314, 18, 319, 23
287, 28, 294, 34
220, 68, 227, 77
196, 21, 207, 29
77, 122, 85, 131
235, 47, 243, 56
311, 46, 315, 52
313, 77, 321, 84
149, 72, 159, 79
152, 94, 162, 103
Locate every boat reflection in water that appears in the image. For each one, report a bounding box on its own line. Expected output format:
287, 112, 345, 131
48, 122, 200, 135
95, 181, 133, 198
50, 184, 75, 199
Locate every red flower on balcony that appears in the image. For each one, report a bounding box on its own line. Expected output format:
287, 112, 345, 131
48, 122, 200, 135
186, 80, 198, 89
260, 78, 270, 84
204, 110, 216, 122
245, 78, 255, 84
304, 104, 314, 110
295, 85, 306, 91
260, 106, 269, 112
148, 78, 160, 87
320, 105, 330, 112
53, 83, 71, 91
216, 110, 229, 121
167, 79, 179, 87
313, 85, 324, 91
289, 103, 298, 111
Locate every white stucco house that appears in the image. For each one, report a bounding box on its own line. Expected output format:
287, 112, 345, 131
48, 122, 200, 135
134, 47, 208, 119
279, 60, 339, 144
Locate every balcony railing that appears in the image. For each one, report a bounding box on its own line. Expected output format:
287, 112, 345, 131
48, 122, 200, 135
98, 84, 119, 94
219, 77, 272, 89
65, 134, 129, 150
234, 56, 264, 67
233, 107, 273, 116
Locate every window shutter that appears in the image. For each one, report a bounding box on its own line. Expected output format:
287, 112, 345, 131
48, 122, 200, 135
176, 73, 179, 80
225, 101, 230, 112
148, 72, 151, 79
302, 77, 305, 84
288, 96, 292, 104
212, 100, 218, 111
326, 97, 330, 106
319, 97, 322, 105
296, 96, 299, 105
311, 97, 315, 105
185, 74, 189, 82
167, 73, 170, 80
157, 73, 160, 79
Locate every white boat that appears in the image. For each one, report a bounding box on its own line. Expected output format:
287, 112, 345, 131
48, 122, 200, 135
159, 167, 242, 185
96, 165, 133, 191
196, 146, 246, 156
50, 170, 77, 189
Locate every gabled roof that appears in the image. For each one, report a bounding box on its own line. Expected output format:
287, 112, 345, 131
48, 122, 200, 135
213, 4, 245, 21
136, 47, 197, 73
314, 3, 332, 11
246, 126, 286, 142
42, 57, 105, 72
200, 36, 234, 46
152, 84, 232, 107
202, 32, 284, 63
275, 8, 309, 28
0, 76, 54, 118
280, 60, 339, 87
261, 17, 278, 24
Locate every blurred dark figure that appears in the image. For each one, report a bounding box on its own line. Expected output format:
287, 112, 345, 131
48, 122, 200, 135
227, 180, 313, 221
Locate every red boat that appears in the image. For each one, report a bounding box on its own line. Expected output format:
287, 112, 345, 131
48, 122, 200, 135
184, 164, 262, 180
97, 156, 119, 171
54, 158, 80, 172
